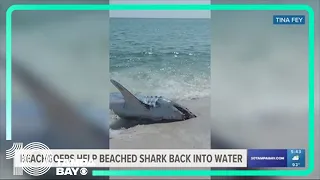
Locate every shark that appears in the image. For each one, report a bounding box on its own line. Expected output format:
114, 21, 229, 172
109, 79, 197, 122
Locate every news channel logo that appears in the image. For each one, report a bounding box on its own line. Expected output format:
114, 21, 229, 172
5, 142, 89, 177
6, 142, 53, 176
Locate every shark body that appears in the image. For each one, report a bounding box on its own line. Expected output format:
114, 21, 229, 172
109, 79, 196, 122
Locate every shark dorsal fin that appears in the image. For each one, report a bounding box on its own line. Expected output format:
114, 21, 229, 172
110, 79, 150, 110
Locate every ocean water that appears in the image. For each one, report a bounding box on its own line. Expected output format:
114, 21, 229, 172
109, 18, 210, 136
1, 17, 210, 103
110, 18, 210, 100
0, 15, 210, 137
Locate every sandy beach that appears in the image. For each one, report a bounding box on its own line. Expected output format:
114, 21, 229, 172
109, 97, 211, 179
110, 97, 211, 149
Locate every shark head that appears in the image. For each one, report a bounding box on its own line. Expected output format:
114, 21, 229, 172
153, 97, 197, 120
172, 102, 197, 120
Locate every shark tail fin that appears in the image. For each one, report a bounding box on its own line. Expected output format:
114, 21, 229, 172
110, 79, 150, 110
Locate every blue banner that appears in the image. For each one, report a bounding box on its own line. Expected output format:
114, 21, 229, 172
273, 15, 305, 25
247, 149, 287, 167
247, 149, 306, 168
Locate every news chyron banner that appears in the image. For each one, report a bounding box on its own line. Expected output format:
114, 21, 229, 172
6, 142, 305, 177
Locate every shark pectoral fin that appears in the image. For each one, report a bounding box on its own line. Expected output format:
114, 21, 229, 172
110, 79, 150, 110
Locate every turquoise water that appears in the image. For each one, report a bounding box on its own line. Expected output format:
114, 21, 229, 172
110, 18, 210, 100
